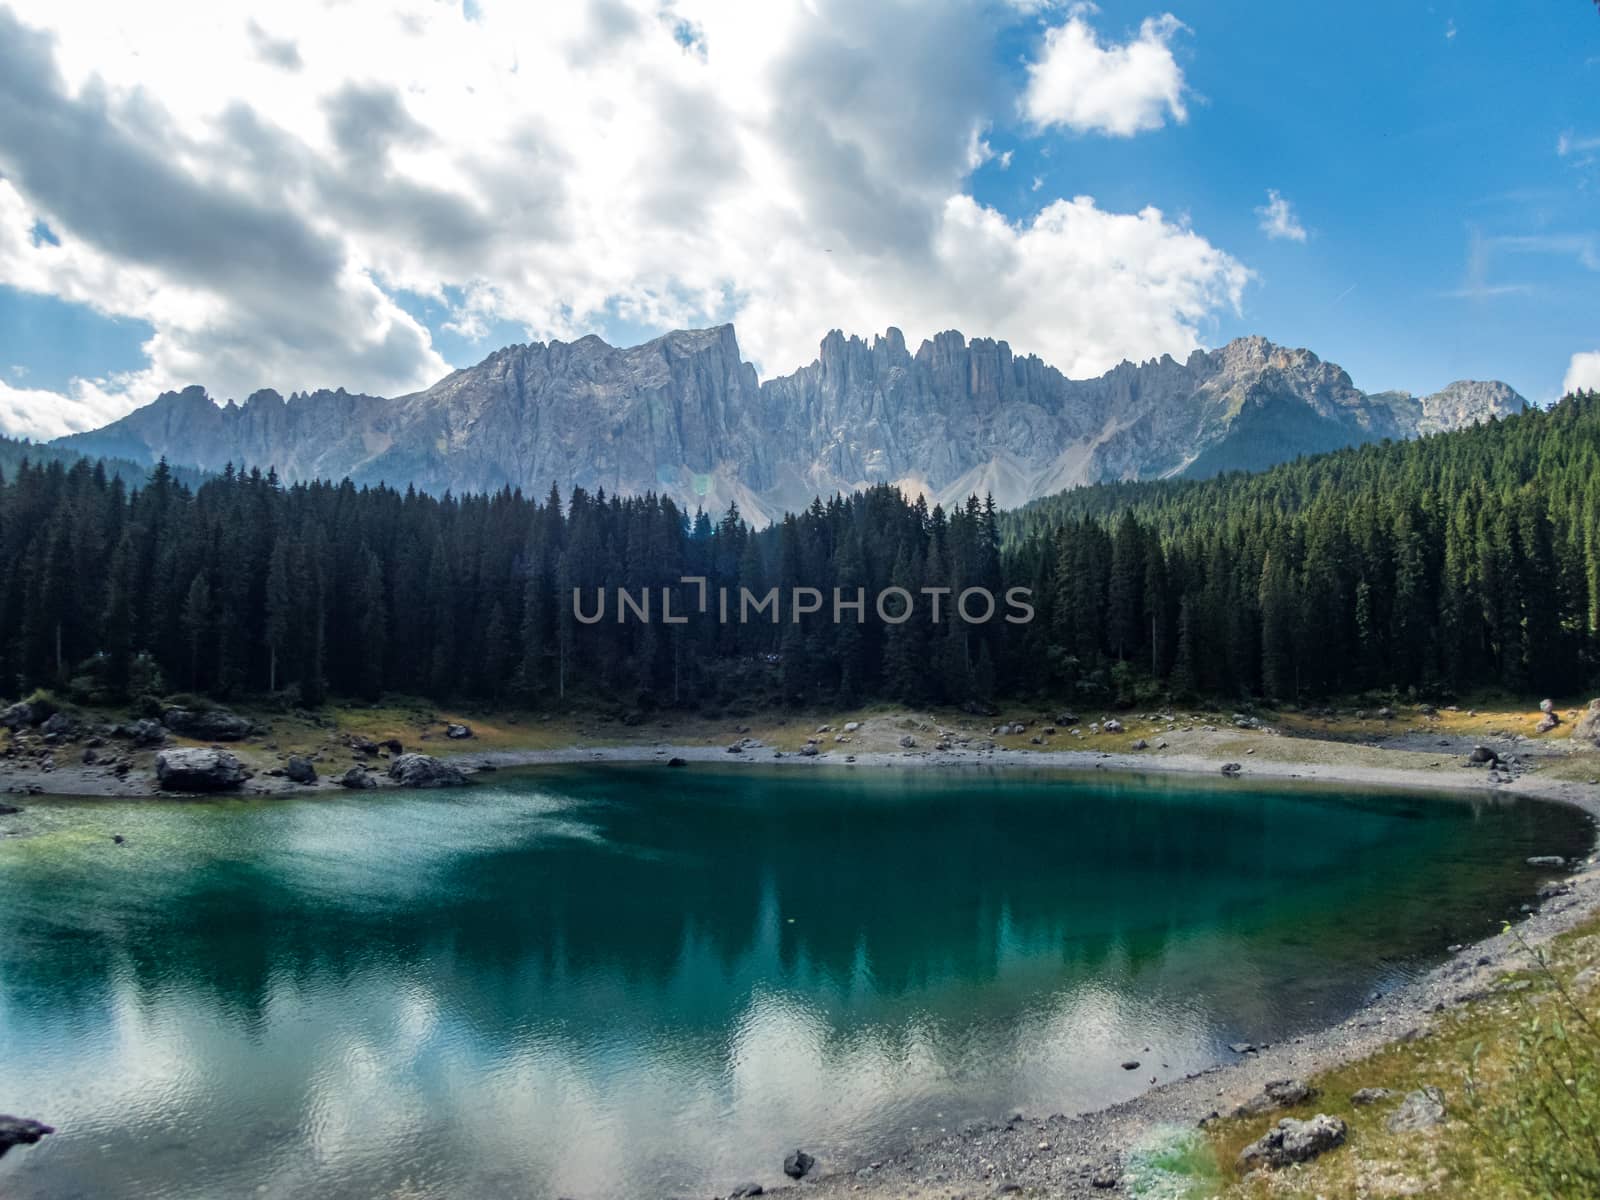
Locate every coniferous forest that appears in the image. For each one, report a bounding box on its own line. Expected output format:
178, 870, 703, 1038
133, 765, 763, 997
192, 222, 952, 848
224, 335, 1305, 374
4, 391, 1599, 713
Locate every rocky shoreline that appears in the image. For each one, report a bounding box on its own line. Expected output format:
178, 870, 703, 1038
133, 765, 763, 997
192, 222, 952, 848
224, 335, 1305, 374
2, 705, 1598, 1197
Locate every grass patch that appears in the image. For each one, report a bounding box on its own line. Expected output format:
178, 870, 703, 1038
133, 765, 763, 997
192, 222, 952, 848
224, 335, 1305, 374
1188, 915, 1600, 1199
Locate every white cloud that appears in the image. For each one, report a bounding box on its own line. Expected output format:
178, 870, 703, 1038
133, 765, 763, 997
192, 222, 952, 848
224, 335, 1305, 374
0, 0, 1248, 442
1022, 6, 1188, 137
1255, 189, 1307, 242
1557, 130, 1600, 157
1565, 351, 1600, 395
0, 376, 135, 439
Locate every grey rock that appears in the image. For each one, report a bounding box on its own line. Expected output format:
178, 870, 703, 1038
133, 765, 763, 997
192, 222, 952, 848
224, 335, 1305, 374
799, 743, 819, 757
162, 706, 256, 741
0, 1115, 54, 1160
899, 734, 916, 748
1237, 1114, 1348, 1170
155, 747, 247, 792
1234, 1079, 1315, 1116
339, 766, 378, 789
1130, 738, 1148, 750
388, 754, 468, 788
1350, 1087, 1395, 1106
783, 1150, 815, 1179
446, 723, 473, 740
285, 756, 317, 784
666, 756, 687, 767
40, 712, 80, 739
0, 700, 47, 729
1536, 713, 1560, 733
123, 718, 166, 746
1527, 856, 1566, 868
57, 329, 1527, 526
1102, 718, 1123, 733
1573, 700, 1600, 749
1468, 745, 1500, 764
727, 1185, 763, 1198
1385, 1087, 1446, 1133
1220, 762, 1242, 775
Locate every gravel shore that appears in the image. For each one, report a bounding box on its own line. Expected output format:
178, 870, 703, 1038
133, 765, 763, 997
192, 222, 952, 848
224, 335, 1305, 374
3, 714, 1597, 1198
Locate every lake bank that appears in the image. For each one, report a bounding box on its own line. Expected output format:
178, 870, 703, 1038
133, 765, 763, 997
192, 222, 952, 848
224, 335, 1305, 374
2, 702, 1598, 1198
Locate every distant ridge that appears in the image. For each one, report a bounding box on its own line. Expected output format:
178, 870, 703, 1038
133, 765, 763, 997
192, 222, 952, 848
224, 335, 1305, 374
57, 326, 1526, 523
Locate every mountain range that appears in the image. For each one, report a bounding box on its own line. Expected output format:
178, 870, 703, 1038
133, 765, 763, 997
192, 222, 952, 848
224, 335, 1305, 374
57, 326, 1527, 523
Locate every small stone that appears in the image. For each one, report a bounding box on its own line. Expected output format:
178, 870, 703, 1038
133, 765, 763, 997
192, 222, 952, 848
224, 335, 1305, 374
783, 1149, 815, 1180
1121, 1060, 1140, 1070
1351, 1087, 1395, 1106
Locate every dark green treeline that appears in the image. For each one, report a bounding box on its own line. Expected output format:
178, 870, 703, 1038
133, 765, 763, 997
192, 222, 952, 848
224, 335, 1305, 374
4, 392, 1598, 710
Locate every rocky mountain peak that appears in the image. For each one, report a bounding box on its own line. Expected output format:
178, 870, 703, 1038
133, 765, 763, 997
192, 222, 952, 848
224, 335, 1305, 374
57, 324, 1528, 524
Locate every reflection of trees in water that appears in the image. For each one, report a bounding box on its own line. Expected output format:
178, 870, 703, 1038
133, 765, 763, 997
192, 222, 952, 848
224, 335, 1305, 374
0, 770, 1586, 1047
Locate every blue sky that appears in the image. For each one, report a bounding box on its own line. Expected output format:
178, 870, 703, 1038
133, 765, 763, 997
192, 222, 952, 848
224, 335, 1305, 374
0, 0, 1596, 439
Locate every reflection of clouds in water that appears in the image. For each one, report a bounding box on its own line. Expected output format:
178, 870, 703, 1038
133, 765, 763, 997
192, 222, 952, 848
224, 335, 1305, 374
3, 914, 1218, 1199
2, 773, 1586, 1199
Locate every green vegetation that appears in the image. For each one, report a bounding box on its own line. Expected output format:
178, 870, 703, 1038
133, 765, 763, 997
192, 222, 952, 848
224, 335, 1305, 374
1192, 917, 1600, 1199
2, 392, 1598, 712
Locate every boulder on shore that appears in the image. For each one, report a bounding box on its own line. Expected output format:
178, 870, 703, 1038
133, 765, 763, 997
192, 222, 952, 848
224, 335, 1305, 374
339, 766, 378, 789
1572, 700, 1600, 749
783, 1149, 816, 1180
0, 1115, 54, 1160
285, 756, 317, 785
1234, 1079, 1316, 1117
1237, 1115, 1347, 1170
446, 723, 474, 740
123, 718, 166, 746
388, 753, 468, 788
162, 706, 257, 742
0, 700, 49, 729
155, 747, 247, 792
1385, 1086, 1446, 1133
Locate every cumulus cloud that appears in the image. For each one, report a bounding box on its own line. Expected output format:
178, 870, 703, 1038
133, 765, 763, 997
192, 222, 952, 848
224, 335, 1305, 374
0, 0, 1247, 441
1022, 5, 1188, 136
1255, 190, 1307, 242
1565, 351, 1600, 395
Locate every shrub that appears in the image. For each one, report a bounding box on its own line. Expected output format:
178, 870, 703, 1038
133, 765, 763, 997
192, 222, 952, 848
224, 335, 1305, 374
1459, 928, 1600, 1199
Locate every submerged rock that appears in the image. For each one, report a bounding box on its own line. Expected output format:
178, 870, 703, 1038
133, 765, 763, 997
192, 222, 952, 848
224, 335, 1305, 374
155, 748, 247, 792
0, 1115, 54, 1160
1237, 1114, 1347, 1170
387, 753, 468, 788
1527, 855, 1566, 868
783, 1149, 815, 1179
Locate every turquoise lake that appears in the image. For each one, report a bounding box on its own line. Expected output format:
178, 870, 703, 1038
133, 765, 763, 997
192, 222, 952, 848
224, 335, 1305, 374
0, 765, 1590, 1199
